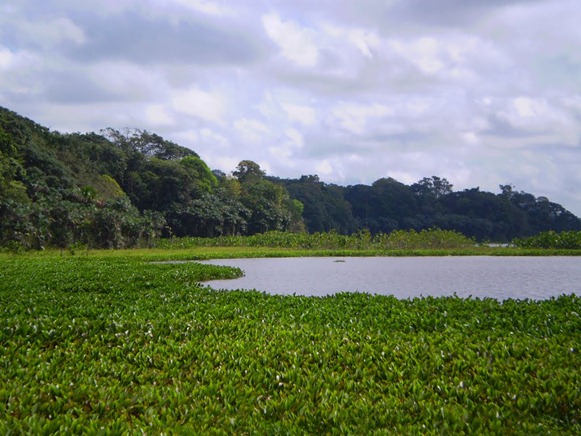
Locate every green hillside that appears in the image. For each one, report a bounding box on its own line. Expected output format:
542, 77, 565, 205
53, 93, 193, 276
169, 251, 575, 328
1, 106, 579, 250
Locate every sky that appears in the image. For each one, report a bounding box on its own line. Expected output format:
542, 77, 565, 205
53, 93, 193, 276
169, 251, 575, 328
1, 0, 581, 216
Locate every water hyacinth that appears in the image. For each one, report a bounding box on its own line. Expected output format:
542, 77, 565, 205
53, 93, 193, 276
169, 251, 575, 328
0, 252, 580, 434
513, 230, 581, 250
151, 228, 581, 256
155, 228, 477, 251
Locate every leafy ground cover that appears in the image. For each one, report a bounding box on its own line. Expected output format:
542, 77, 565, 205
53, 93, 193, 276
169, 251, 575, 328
1, 252, 580, 434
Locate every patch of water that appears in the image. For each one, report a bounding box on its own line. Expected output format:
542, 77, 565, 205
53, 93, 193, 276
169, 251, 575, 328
200, 256, 581, 299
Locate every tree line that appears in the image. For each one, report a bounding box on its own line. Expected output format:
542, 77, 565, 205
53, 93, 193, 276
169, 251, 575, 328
1, 106, 579, 250
275, 175, 580, 242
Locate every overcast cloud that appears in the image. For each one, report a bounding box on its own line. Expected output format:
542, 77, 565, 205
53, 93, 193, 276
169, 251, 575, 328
1, 0, 580, 215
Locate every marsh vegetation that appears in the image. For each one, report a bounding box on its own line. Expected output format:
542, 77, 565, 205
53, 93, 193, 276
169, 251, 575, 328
1, 248, 579, 434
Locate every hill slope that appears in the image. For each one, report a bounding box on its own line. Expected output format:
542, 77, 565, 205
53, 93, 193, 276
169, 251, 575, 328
1, 106, 579, 249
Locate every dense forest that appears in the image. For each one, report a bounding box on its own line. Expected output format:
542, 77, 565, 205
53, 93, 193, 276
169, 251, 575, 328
1, 106, 579, 249
275, 174, 581, 241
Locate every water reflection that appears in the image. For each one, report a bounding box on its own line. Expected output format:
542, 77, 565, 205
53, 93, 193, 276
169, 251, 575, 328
200, 256, 581, 300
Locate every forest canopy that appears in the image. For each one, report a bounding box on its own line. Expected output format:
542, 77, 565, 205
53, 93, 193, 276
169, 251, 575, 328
1, 105, 579, 250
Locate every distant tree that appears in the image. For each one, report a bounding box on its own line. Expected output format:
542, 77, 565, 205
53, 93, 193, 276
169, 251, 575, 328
0, 143, 29, 204
243, 180, 290, 234
101, 128, 198, 160
283, 175, 355, 234
232, 161, 304, 234
180, 156, 218, 195
212, 169, 226, 179
344, 184, 379, 231
92, 197, 143, 249
168, 190, 249, 238
499, 184, 515, 200
233, 160, 265, 182
289, 199, 306, 233
437, 189, 526, 241
371, 178, 418, 225
411, 176, 453, 199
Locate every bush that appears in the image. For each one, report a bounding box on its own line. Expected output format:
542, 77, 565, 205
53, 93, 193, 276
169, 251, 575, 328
513, 231, 581, 249
157, 228, 476, 251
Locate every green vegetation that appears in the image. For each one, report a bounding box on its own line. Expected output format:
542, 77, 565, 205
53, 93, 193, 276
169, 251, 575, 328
0, 107, 300, 250
1, 251, 580, 433
158, 228, 476, 250
514, 230, 581, 250
155, 229, 581, 257
2, 104, 579, 431
2, 105, 580, 252
281, 175, 581, 242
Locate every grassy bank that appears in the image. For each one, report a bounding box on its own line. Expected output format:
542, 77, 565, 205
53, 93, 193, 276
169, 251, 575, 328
1, 251, 579, 434
152, 229, 581, 257
4, 228, 581, 257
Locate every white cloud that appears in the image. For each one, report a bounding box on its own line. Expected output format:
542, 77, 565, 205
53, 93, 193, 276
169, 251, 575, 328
21, 17, 86, 47
199, 128, 230, 147
262, 13, 318, 67
347, 28, 381, 58
175, 127, 229, 149
496, 96, 579, 144
281, 102, 317, 126
0, 47, 17, 70
267, 128, 305, 168
212, 156, 240, 174
460, 131, 480, 145
2, 0, 581, 215
87, 62, 166, 100
171, 0, 230, 15
560, 95, 581, 112
268, 145, 292, 163
145, 104, 174, 127
315, 159, 333, 176
390, 37, 444, 75
329, 102, 393, 135
386, 33, 509, 86
323, 24, 381, 58
234, 118, 270, 142
0, 46, 37, 73
512, 96, 543, 118
172, 87, 226, 123
284, 128, 304, 148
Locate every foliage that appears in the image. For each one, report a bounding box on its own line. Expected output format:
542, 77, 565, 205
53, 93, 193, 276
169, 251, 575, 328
235, 162, 295, 235
377, 228, 476, 250
158, 228, 476, 251
0, 252, 579, 433
276, 177, 581, 241
101, 128, 199, 161
0, 106, 307, 248
180, 156, 218, 194
0, 193, 166, 250
411, 176, 454, 199
0, 129, 29, 204
282, 175, 357, 234
513, 230, 581, 249
1, 104, 580, 251
233, 159, 266, 182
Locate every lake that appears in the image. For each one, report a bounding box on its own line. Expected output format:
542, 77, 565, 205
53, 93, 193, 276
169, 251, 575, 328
200, 256, 581, 300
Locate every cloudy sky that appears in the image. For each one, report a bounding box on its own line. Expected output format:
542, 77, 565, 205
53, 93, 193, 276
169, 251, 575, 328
1, 0, 581, 215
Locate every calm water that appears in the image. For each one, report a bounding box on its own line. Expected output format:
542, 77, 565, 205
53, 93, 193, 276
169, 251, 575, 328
200, 256, 581, 300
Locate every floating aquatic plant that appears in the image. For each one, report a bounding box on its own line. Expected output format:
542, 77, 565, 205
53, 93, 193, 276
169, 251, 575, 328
0, 253, 579, 433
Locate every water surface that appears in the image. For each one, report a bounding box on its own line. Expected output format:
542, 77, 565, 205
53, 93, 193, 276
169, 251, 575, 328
201, 256, 580, 300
